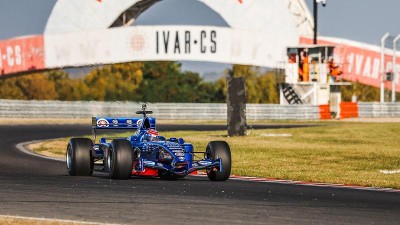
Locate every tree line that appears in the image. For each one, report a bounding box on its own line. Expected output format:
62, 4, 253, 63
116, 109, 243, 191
0, 62, 280, 103
341, 82, 400, 102
0, 61, 391, 103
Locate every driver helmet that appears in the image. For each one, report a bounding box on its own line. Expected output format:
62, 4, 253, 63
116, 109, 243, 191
144, 129, 159, 142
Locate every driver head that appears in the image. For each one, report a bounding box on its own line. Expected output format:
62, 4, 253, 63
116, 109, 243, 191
146, 129, 159, 141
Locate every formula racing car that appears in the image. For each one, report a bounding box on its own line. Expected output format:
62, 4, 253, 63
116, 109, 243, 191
66, 104, 231, 181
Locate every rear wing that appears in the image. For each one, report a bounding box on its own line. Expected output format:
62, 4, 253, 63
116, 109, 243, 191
92, 117, 156, 129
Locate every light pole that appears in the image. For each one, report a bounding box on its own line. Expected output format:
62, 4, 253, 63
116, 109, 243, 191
380, 33, 390, 103
313, 0, 327, 44
392, 34, 400, 102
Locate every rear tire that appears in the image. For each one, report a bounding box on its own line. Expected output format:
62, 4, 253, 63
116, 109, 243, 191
205, 141, 231, 181
108, 139, 133, 180
66, 138, 93, 176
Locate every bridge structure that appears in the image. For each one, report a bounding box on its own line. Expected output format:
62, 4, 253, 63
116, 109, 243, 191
0, 0, 399, 93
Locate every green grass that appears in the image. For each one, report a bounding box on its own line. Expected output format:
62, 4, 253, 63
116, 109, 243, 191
30, 122, 400, 189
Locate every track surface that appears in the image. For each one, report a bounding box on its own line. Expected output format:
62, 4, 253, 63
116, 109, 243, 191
0, 124, 400, 225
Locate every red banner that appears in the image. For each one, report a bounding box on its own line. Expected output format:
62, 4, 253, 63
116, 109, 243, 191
300, 36, 400, 92
0, 35, 45, 76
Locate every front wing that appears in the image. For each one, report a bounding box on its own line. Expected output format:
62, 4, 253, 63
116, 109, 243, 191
132, 158, 223, 177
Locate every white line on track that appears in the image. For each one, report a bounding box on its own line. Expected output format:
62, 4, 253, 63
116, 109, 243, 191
16, 139, 65, 162
193, 172, 400, 193
260, 133, 292, 137
0, 214, 118, 225
380, 169, 400, 174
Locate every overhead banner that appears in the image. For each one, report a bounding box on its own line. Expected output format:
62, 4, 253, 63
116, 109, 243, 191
44, 26, 295, 69
0, 35, 45, 75
46, 0, 313, 37
300, 36, 400, 92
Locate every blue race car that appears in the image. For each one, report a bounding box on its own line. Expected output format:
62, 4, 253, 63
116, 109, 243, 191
66, 104, 231, 181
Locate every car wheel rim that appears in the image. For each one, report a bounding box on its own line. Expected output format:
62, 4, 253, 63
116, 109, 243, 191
107, 149, 113, 171
66, 145, 72, 170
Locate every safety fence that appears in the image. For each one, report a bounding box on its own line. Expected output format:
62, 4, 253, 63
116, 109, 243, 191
0, 99, 398, 120
0, 100, 319, 120
358, 102, 400, 118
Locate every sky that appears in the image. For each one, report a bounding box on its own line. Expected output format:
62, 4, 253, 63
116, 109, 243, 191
0, 0, 400, 75
1, 0, 400, 45
0, 0, 56, 40
305, 0, 400, 46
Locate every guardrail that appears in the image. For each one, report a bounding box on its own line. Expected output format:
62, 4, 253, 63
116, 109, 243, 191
0, 100, 320, 120
0, 100, 398, 120
358, 102, 400, 118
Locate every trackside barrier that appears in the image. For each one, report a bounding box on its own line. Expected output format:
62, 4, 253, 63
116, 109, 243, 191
358, 102, 400, 118
340, 102, 358, 119
0, 100, 398, 120
246, 104, 319, 120
319, 105, 331, 119
0, 100, 320, 120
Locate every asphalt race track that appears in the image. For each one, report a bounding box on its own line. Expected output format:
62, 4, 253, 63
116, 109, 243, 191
0, 124, 400, 225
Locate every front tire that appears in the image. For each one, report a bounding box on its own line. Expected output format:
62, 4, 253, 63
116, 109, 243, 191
108, 139, 133, 180
66, 138, 93, 176
205, 141, 231, 181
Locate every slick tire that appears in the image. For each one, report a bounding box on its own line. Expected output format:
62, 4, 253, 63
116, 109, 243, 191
108, 139, 133, 180
66, 138, 93, 176
205, 141, 231, 181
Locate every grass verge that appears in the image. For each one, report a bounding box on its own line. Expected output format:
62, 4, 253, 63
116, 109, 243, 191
29, 122, 400, 189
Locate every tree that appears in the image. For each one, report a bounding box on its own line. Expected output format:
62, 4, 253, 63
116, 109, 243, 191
0, 62, 280, 103
257, 72, 279, 103
137, 61, 224, 103
142, 61, 182, 80
84, 62, 143, 101
0, 77, 26, 99
0, 73, 58, 100
341, 82, 380, 102
217, 65, 279, 104
45, 70, 88, 101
